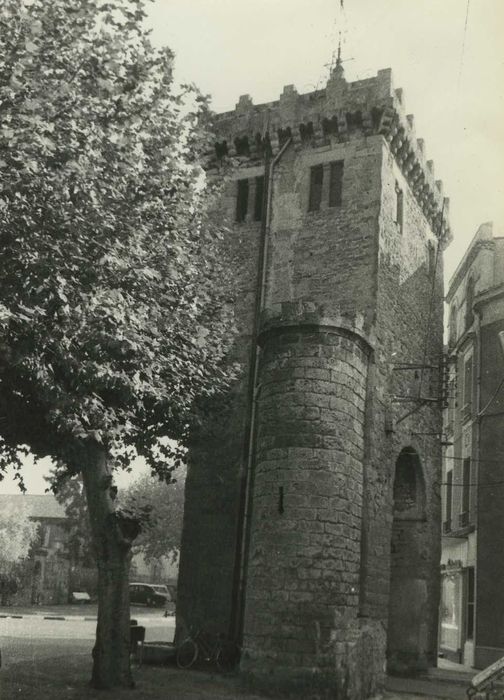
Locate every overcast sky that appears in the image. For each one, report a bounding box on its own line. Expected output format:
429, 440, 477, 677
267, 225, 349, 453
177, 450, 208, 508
1, 0, 502, 494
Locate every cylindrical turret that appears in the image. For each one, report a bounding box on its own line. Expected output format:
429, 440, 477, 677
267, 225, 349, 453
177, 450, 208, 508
241, 317, 371, 677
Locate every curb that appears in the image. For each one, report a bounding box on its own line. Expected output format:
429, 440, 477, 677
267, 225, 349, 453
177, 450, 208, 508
0, 614, 97, 621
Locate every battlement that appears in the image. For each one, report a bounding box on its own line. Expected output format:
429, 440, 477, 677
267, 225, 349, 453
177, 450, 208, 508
211, 67, 451, 243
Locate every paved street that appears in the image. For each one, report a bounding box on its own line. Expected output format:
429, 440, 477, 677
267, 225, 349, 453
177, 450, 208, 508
0, 610, 175, 670
0, 609, 474, 699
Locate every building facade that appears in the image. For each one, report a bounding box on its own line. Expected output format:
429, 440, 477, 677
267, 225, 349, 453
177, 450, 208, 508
177, 62, 451, 697
0, 494, 178, 604
0, 494, 70, 604
440, 222, 504, 669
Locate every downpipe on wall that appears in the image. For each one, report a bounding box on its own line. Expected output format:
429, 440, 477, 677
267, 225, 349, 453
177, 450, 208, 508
231, 136, 293, 644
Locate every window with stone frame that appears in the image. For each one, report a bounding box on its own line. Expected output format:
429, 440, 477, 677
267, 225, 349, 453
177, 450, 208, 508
254, 175, 265, 222
448, 305, 458, 348
308, 164, 323, 212
465, 277, 475, 330
235, 178, 249, 222
328, 160, 344, 207
459, 458, 471, 528
462, 354, 473, 419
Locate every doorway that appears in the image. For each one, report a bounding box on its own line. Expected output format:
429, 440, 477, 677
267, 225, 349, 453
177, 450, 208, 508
387, 447, 429, 674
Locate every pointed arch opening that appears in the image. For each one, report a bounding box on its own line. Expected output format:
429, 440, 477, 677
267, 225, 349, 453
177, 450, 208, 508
387, 447, 429, 675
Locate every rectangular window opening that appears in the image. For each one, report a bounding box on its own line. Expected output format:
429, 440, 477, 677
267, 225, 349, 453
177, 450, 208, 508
463, 355, 473, 416
462, 457, 471, 516
445, 469, 453, 530
329, 160, 344, 207
466, 567, 475, 639
254, 175, 265, 222
308, 164, 323, 212
236, 178, 249, 222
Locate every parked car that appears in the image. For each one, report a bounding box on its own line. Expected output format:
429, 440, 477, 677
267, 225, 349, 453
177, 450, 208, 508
129, 582, 173, 609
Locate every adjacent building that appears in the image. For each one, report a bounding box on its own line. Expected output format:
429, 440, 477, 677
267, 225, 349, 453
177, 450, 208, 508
0, 493, 69, 604
440, 222, 504, 669
177, 60, 451, 697
0, 493, 178, 604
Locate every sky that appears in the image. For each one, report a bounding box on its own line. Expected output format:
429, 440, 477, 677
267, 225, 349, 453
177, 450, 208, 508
1, 0, 503, 494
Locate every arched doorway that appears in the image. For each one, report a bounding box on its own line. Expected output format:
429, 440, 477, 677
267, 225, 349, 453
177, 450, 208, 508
387, 447, 429, 674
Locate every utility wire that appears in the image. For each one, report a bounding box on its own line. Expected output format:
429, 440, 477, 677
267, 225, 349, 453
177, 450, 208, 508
404, 452, 504, 464
437, 480, 504, 489
478, 376, 504, 417
457, 0, 471, 92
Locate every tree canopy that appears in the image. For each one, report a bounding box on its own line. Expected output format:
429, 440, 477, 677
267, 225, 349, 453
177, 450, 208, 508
0, 0, 235, 485
120, 467, 185, 563
0, 0, 236, 687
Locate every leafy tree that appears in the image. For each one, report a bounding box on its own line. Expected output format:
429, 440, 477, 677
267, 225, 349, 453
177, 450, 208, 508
46, 468, 95, 568
0, 498, 38, 604
0, 0, 235, 688
120, 467, 185, 564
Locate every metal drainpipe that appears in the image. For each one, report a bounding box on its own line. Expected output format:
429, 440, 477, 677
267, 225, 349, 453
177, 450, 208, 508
232, 137, 293, 643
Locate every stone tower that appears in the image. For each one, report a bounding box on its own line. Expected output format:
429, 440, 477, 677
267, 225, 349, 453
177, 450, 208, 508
177, 64, 451, 697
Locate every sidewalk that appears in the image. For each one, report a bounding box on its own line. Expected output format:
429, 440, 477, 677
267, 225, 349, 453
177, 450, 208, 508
0, 603, 167, 621
385, 673, 469, 700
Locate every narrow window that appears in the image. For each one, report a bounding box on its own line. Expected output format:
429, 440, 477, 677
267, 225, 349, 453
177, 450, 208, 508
234, 136, 250, 157
395, 181, 404, 231
463, 355, 473, 415
465, 277, 475, 330
322, 116, 338, 137
346, 111, 363, 131
308, 164, 323, 212
461, 458, 471, 518
236, 178, 249, 222
449, 305, 457, 347
299, 122, 314, 143
254, 175, 264, 222
445, 469, 453, 531
329, 160, 344, 207
466, 567, 475, 639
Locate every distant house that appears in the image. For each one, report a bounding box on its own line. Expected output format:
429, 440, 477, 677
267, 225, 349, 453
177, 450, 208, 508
0, 493, 179, 604
0, 494, 69, 604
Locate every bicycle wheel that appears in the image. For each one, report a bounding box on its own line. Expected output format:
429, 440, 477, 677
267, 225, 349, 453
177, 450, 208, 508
176, 638, 199, 669
216, 640, 239, 673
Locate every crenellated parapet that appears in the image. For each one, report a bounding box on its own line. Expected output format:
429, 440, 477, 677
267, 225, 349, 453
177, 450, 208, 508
210, 67, 451, 243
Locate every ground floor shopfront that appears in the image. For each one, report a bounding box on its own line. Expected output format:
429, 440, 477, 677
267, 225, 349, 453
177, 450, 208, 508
440, 533, 476, 667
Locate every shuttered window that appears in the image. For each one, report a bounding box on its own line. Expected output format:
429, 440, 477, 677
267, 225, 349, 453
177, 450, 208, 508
329, 160, 344, 207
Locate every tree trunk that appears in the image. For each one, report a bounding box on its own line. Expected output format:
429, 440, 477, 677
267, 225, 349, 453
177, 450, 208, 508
80, 441, 134, 689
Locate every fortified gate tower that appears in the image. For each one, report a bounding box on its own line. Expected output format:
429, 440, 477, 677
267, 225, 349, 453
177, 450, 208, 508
177, 61, 451, 698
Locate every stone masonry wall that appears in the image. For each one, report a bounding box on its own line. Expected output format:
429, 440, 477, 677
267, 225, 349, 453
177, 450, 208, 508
358, 139, 444, 672
176, 171, 265, 637
241, 324, 370, 676
178, 66, 448, 697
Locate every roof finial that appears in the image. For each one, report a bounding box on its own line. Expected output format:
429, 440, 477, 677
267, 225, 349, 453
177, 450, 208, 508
333, 31, 345, 79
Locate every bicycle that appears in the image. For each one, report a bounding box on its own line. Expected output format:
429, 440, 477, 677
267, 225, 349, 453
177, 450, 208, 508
176, 628, 239, 673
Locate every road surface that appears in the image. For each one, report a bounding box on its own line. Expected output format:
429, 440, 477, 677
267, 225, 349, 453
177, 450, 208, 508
0, 611, 175, 669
